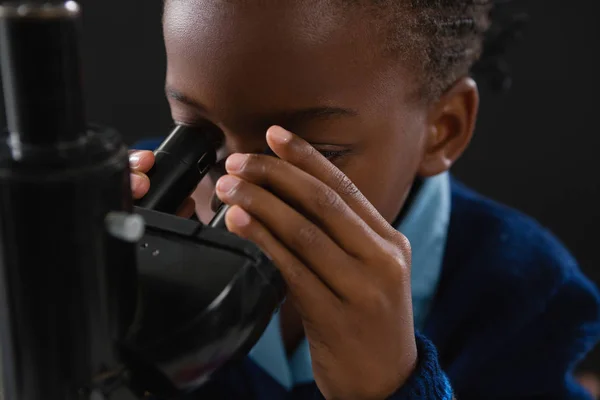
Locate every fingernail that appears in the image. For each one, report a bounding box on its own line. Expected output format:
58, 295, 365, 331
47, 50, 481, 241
216, 175, 240, 194
268, 126, 292, 144
226, 153, 248, 172
130, 173, 142, 192
228, 206, 251, 227
129, 152, 141, 168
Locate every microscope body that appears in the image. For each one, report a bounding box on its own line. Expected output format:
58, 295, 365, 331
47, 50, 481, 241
0, 2, 285, 399
0, 127, 137, 400
125, 205, 284, 395
121, 126, 285, 397
0, 3, 137, 398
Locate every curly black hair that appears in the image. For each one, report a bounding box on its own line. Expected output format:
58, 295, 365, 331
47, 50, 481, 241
342, 0, 528, 100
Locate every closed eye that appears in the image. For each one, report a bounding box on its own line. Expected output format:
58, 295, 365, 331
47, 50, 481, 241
317, 149, 350, 161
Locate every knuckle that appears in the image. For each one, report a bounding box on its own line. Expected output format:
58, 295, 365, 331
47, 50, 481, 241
282, 261, 306, 292
292, 142, 314, 165
307, 336, 335, 371
293, 222, 320, 250
390, 232, 410, 255
383, 244, 411, 284
368, 237, 411, 287
330, 171, 360, 199
313, 184, 343, 215
359, 283, 388, 311
394, 233, 412, 258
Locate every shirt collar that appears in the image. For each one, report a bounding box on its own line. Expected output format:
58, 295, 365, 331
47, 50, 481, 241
399, 171, 451, 330
248, 172, 452, 390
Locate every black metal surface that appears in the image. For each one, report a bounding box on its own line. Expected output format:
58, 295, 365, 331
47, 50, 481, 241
121, 207, 285, 397
0, 2, 286, 399
0, 111, 137, 400
0, 2, 138, 399
127, 126, 285, 397
208, 202, 228, 229
0, 1, 86, 147
126, 127, 285, 397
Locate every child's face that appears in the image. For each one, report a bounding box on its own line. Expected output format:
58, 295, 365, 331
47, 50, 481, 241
162, 0, 458, 223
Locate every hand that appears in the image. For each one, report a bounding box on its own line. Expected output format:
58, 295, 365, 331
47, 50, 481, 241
578, 373, 600, 399
128, 150, 197, 218
215, 126, 418, 400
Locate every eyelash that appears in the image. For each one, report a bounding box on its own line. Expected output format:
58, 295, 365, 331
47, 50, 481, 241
318, 150, 349, 161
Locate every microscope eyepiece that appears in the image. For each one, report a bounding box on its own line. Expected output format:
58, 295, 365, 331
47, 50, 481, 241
134, 124, 220, 215
0, 1, 86, 152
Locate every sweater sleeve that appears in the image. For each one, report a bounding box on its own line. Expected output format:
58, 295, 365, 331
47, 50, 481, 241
387, 269, 600, 400
442, 274, 600, 400
386, 332, 454, 400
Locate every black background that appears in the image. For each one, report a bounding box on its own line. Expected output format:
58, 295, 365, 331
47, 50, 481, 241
3, 0, 600, 367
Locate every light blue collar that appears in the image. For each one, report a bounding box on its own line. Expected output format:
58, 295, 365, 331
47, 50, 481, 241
248, 172, 451, 390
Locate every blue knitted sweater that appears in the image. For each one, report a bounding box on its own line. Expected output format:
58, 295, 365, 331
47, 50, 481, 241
134, 134, 600, 400
169, 177, 600, 400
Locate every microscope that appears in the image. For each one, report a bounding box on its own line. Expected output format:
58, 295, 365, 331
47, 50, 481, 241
0, 2, 285, 399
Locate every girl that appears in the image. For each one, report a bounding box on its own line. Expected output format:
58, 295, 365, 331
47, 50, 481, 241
129, 0, 600, 398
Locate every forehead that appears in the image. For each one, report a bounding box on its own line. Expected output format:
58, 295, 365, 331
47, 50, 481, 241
165, 0, 347, 44
162, 0, 414, 122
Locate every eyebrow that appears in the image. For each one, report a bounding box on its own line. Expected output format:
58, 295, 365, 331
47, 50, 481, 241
165, 86, 358, 125
166, 87, 206, 110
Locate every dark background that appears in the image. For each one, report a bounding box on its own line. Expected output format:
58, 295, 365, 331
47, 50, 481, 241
3, 0, 600, 368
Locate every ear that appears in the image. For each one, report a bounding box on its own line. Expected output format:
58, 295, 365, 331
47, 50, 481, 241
417, 77, 479, 177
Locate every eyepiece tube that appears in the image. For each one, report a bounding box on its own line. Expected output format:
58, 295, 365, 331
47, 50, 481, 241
135, 125, 219, 215
209, 203, 228, 229
0, 1, 86, 150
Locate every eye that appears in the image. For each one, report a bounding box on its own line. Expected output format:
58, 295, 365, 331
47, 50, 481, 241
317, 149, 349, 161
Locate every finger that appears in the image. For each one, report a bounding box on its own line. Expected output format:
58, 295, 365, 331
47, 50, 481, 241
216, 175, 359, 298
266, 126, 397, 239
130, 172, 150, 200
225, 153, 381, 258
224, 205, 341, 319
176, 197, 196, 219
129, 150, 155, 173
